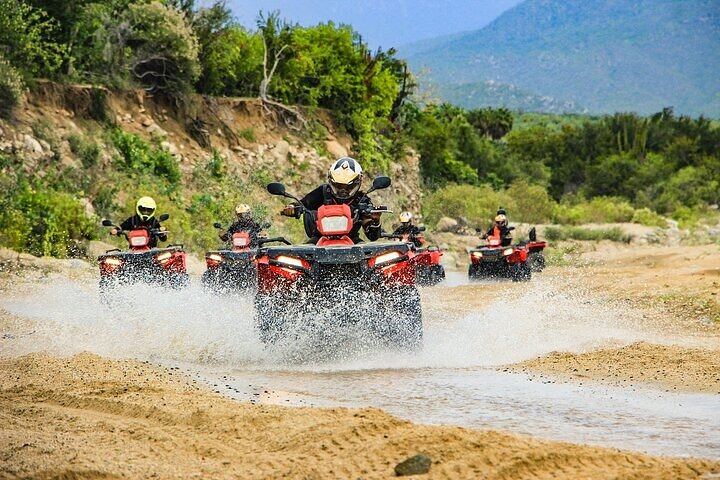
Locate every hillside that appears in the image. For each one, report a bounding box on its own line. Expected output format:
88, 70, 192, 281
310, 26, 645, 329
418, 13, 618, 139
404, 0, 720, 116
0, 83, 421, 257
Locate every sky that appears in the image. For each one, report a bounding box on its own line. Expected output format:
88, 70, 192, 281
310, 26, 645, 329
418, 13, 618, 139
227, 0, 524, 50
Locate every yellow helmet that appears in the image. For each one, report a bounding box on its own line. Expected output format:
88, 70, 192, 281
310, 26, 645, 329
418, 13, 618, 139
399, 211, 413, 223
327, 157, 363, 200
235, 203, 251, 215
136, 196, 157, 221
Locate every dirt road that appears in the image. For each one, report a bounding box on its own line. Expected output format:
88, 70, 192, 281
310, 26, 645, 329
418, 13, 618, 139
1, 242, 719, 479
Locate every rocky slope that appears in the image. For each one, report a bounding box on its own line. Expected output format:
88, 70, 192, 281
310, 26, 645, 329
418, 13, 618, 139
0, 82, 422, 249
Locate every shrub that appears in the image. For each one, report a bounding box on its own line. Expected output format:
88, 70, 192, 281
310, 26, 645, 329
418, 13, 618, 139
505, 180, 556, 224
111, 129, 181, 185
0, 56, 24, 118
68, 134, 100, 168
553, 196, 635, 224
126, 1, 200, 94
631, 208, 667, 227
544, 226, 632, 243
0, 180, 97, 257
237, 127, 256, 142
422, 184, 513, 228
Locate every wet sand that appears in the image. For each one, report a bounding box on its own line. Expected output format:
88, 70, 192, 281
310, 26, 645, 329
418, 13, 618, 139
2, 352, 718, 480
1, 244, 720, 478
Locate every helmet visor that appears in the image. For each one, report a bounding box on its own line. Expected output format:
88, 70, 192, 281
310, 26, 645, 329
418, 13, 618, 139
139, 206, 155, 217
329, 179, 360, 200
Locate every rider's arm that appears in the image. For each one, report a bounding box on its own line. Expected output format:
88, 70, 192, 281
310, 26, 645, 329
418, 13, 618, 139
153, 219, 168, 242
118, 216, 135, 232
300, 186, 324, 210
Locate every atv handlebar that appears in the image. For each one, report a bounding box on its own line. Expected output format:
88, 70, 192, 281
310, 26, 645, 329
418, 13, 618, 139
258, 236, 292, 246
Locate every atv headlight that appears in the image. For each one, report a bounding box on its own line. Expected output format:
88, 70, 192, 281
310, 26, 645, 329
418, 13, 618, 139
319, 215, 350, 235
503, 248, 514, 256
471, 251, 483, 258
156, 252, 172, 264
103, 257, 122, 266
276, 255, 304, 268
373, 251, 402, 268
233, 236, 249, 247
208, 253, 223, 262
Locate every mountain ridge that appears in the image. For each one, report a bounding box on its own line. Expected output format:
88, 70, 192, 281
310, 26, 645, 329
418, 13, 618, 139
405, 0, 720, 116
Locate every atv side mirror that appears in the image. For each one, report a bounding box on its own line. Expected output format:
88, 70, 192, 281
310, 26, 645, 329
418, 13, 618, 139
418, 225, 426, 232
529, 227, 537, 242
213, 222, 222, 229
367, 176, 391, 193
159, 213, 170, 222
508, 226, 515, 231
267, 182, 286, 196
102, 219, 113, 227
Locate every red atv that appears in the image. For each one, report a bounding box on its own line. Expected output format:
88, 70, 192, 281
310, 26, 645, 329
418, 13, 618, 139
98, 214, 189, 291
468, 227, 546, 281
382, 228, 445, 286
254, 177, 423, 349
202, 223, 290, 292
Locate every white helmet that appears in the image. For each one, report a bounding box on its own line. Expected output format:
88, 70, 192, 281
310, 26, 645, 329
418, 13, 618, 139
327, 157, 363, 200
235, 203, 251, 218
399, 211, 412, 223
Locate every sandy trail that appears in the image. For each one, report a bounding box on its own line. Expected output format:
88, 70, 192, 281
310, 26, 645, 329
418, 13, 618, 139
1, 243, 719, 479
2, 353, 718, 480
504, 243, 720, 392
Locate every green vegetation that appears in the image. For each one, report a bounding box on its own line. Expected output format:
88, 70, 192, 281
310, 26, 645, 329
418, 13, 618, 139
0, 55, 24, 119
406, 105, 719, 229
0, 154, 97, 257
0, 1, 718, 259
4, 1, 413, 170
110, 129, 182, 186
544, 226, 632, 243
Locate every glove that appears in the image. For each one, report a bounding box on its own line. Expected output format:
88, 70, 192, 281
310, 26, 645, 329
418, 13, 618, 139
361, 212, 382, 227
159, 226, 167, 232
111, 227, 121, 236
281, 204, 298, 217
480, 233, 488, 239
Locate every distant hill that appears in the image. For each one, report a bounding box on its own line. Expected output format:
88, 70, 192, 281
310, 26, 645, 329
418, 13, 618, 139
403, 0, 720, 116
432, 80, 585, 113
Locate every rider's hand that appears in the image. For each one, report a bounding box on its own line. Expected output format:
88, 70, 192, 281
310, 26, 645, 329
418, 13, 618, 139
481, 233, 488, 239
281, 204, 298, 217
362, 212, 381, 227
111, 227, 120, 236
159, 226, 167, 232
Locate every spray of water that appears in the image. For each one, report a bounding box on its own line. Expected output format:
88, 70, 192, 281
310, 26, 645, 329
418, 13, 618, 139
1, 267, 663, 372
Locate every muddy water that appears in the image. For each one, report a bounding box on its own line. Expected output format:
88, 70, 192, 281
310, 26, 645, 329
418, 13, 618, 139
2, 270, 719, 459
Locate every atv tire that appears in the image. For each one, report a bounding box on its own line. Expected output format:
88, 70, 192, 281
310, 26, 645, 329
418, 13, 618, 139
511, 262, 532, 282
528, 252, 546, 272
255, 293, 286, 345
383, 285, 423, 350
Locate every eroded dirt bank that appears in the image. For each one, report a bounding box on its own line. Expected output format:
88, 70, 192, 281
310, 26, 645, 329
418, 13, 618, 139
1, 353, 718, 480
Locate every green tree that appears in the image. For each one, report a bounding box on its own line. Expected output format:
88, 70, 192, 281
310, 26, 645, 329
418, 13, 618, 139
0, 0, 65, 77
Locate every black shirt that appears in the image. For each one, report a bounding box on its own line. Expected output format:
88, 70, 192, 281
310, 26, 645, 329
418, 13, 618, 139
392, 224, 424, 247
299, 184, 381, 243
220, 218, 263, 247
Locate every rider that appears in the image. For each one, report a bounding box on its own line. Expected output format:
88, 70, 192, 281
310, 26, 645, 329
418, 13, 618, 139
393, 211, 424, 248
220, 203, 263, 247
481, 210, 513, 247
111, 196, 167, 248
280, 157, 382, 244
